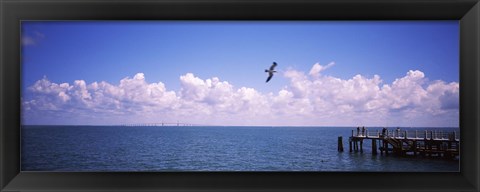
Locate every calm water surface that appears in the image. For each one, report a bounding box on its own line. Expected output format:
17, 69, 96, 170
21, 126, 459, 172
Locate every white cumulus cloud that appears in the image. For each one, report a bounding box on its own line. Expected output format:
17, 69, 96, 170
309, 61, 335, 78
22, 63, 459, 127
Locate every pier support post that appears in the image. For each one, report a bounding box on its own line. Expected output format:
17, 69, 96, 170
355, 140, 357, 152
338, 136, 344, 152
380, 140, 384, 155
354, 141, 357, 151
372, 139, 377, 155
385, 142, 389, 156
413, 141, 417, 156
349, 139, 352, 152
427, 140, 432, 157
360, 140, 363, 153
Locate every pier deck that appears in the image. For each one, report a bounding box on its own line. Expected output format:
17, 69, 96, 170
339, 129, 459, 159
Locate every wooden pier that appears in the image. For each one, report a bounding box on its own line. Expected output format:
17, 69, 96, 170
338, 128, 459, 159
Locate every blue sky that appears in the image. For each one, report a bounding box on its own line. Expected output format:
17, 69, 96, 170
21, 21, 459, 126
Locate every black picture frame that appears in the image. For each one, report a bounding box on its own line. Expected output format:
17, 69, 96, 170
1, 0, 479, 191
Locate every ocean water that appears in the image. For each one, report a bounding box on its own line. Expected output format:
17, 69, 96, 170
21, 126, 459, 172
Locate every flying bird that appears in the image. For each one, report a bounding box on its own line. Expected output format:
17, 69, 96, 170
265, 62, 277, 83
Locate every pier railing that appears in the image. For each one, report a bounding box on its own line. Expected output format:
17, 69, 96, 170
351, 129, 459, 141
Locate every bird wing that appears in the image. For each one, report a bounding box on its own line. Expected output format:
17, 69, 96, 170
269, 62, 277, 70
266, 72, 273, 82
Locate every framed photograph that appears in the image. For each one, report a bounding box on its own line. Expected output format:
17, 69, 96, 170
1, 0, 479, 191
19, 20, 462, 172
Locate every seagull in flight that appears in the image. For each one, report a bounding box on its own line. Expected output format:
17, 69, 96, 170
265, 62, 278, 83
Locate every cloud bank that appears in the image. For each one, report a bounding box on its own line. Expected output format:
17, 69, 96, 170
22, 63, 459, 127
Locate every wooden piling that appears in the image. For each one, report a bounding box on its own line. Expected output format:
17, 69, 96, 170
353, 141, 358, 152
338, 136, 344, 152
360, 140, 363, 153
413, 140, 417, 156
372, 139, 377, 155
349, 139, 352, 152
379, 140, 383, 155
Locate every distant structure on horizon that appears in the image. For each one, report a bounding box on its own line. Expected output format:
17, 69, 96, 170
120, 122, 211, 127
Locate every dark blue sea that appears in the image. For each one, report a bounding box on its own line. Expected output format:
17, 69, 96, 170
21, 126, 459, 172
